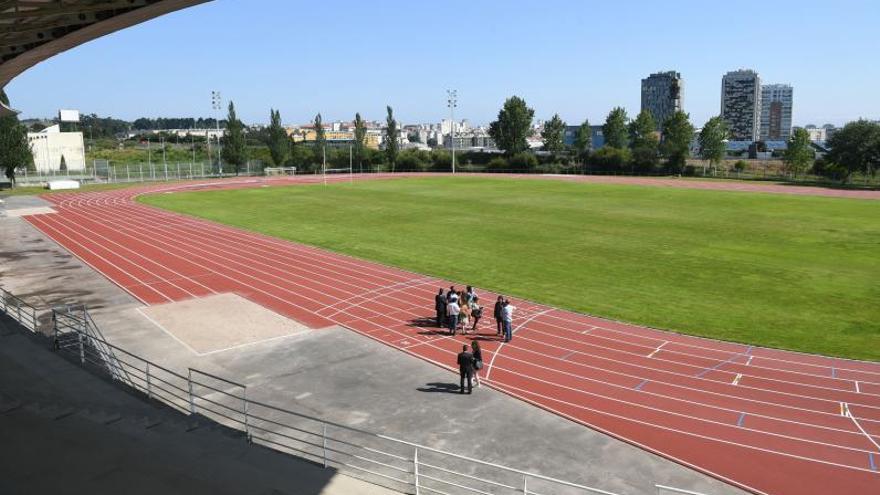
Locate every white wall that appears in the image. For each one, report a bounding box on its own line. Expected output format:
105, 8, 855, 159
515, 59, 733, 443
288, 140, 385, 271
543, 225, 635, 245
26, 125, 86, 173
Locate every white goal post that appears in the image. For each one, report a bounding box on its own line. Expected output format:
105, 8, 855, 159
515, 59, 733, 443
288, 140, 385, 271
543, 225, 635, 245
264, 167, 296, 176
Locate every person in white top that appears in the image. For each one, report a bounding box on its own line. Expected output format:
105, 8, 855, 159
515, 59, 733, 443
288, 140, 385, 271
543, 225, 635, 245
501, 299, 516, 342
446, 298, 461, 336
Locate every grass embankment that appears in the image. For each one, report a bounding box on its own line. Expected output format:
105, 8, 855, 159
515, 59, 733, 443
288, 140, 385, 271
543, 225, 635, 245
140, 177, 880, 360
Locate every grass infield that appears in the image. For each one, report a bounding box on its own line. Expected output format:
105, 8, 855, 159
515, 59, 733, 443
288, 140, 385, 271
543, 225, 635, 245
141, 177, 880, 361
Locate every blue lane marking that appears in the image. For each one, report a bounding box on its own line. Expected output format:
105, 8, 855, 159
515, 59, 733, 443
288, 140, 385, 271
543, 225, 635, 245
870, 452, 877, 472
831, 367, 837, 378
745, 345, 753, 355
695, 351, 745, 378
737, 412, 747, 427
635, 380, 648, 391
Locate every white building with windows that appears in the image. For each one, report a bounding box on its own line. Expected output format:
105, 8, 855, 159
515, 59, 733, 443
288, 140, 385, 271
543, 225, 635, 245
26, 125, 86, 173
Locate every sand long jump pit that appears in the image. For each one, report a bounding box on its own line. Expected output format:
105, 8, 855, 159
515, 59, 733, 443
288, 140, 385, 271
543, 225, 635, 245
138, 293, 309, 356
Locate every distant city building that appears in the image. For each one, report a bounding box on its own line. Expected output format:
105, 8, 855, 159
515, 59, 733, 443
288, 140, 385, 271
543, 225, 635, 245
801, 124, 837, 144
721, 70, 762, 142
441, 119, 469, 136
27, 125, 86, 173
563, 125, 605, 149
443, 132, 495, 150
759, 84, 793, 141
641, 71, 684, 129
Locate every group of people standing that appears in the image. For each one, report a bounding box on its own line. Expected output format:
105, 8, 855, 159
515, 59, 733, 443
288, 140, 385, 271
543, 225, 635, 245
433, 285, 517, 394
435, 286, 482, 336
434, 286, 516, 342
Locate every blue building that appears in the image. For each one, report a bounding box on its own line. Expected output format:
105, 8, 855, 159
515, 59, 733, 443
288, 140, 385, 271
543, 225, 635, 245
563, 125, 605, 149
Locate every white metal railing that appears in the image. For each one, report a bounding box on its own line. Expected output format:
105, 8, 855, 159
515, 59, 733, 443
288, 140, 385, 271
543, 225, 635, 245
0, 292, 710, 495
0, 287, 39, 332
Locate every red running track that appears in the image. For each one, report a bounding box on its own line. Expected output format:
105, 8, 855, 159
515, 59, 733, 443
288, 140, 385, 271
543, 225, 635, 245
25, 175, 880, 495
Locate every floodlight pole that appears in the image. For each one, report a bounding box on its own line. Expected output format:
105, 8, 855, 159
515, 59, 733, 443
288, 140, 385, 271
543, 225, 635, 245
212, 90, 223, 176
322, 145, 327, 186
349, 145, 353, 184
447, 89, 457, 174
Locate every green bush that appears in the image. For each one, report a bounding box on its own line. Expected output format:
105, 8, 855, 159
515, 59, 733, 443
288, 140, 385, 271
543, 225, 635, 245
430, 149, 452, 171
510, 152, 538, 171
396, 149, 431, 172
733, 160, 748, 172
588, 147, 631, 172
486, 157, 509, 172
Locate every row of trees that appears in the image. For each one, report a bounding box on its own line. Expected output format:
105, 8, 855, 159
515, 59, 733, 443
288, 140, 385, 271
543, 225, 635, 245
485, 96, 697, 173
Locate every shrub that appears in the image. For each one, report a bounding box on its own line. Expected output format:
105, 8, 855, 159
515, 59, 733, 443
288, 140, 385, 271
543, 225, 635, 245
430, 149, 452, 171
733, 160, 748, 172
396, 149, 431, 172
486, 157, 509, 172
509, 152, 538, 171
589, 147, 631, 172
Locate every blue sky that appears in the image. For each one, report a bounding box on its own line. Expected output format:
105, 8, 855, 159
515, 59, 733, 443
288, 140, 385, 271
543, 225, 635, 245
8, 0, 880, 127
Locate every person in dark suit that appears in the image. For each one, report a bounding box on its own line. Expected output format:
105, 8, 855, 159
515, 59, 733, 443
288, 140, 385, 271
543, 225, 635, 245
434, 289, 446, 327
457, 344, 475, 394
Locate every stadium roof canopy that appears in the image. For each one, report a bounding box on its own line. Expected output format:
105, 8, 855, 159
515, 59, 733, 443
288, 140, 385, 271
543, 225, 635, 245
0, 0, 210, 114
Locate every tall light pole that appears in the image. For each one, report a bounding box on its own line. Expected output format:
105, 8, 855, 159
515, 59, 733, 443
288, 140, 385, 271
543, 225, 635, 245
212, 90, 223, 176
447, 89, 457, 174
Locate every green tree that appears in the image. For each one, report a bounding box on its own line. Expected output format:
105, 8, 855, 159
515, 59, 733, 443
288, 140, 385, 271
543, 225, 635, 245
783, 127, 815, 179
699, 116, 728, 175
266, 109, 288, 167
628, 110, 659, 171
0, 90, 34, 184
661, 111, 695, 173
384, 106, 399, 172
572, 119, 592, 164
353, 112, 367, 172
825, 120, 880, 183
221, 101, 247, 172
602, 107, 629, 149
313, 113, 326, 159
541, 113, 566, 155
488, 96, 535, 157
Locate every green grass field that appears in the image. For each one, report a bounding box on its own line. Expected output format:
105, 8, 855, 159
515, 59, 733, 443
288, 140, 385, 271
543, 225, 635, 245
140, 177, 880, 360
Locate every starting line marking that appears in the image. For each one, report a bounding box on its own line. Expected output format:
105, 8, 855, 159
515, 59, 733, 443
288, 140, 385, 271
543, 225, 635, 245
870, 452, 878, 472
855, 381, 861, 393
745, 356, 754, 366
647, 341, 668, 358
732, 373, 743, 386
831, 367, 837, 379
634, 379, 648, 391
841, 402, 848, 417
737, 412, 747, 427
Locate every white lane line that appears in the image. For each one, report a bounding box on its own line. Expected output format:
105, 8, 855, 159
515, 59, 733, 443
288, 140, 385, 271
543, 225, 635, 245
484, 343, 506, 381
492, 379, 879, 475
845, 404, 880, 453
136, 307, 200, 356
295, 392, 312, 400
647, 341, 668, 358
732, 373, 744, 386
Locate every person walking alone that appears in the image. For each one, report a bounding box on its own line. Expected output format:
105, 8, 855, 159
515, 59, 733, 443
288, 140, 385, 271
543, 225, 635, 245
446, 297, 460, 336
435, 289, 447, 328
493, 296, 504, 337
502, 299, 516, 343
471, 340, 483, 388
457, 344, 475, 394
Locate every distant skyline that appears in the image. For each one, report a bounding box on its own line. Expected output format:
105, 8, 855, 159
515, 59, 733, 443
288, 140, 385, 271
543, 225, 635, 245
7, 0, 880, 127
